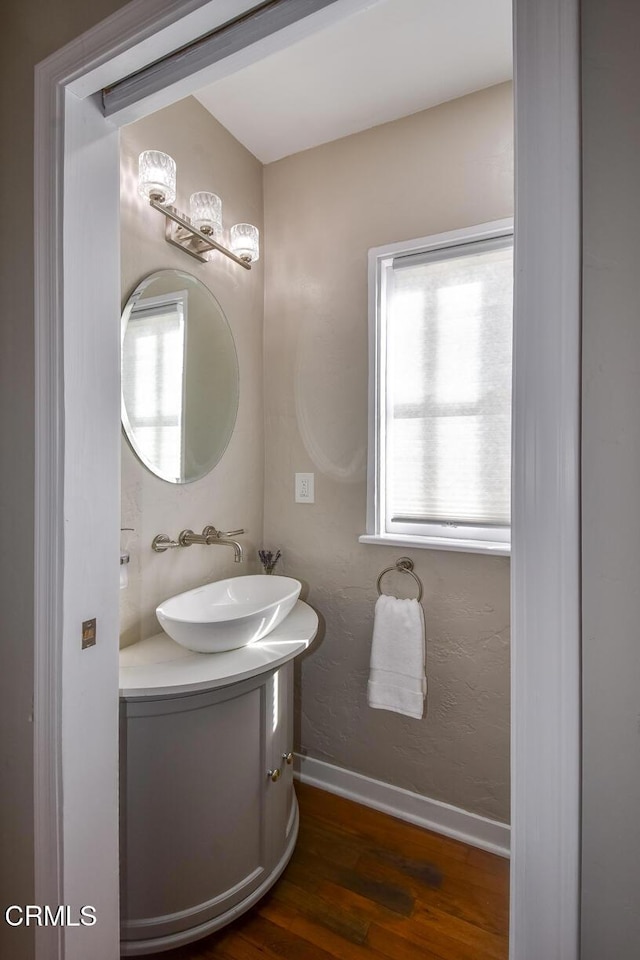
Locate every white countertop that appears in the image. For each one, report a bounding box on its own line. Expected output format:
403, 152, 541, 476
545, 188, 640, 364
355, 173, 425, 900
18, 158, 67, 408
119, 600, 318, 700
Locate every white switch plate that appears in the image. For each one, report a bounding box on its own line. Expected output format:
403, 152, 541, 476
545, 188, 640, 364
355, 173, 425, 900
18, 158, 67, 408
295, 472, 315, 503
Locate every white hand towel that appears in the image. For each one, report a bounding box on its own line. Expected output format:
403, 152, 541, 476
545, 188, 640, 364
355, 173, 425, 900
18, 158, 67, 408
367, 594, 426, 720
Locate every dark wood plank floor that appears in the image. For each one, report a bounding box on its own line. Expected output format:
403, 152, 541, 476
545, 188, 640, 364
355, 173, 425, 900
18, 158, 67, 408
141, 782, 509, 960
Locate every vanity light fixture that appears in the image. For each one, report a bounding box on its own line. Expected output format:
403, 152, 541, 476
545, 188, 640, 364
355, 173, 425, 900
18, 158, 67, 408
230, 223, 260, 264
137, 150, 259, 270
189, 191, 223, 241
138, 150, 176, 204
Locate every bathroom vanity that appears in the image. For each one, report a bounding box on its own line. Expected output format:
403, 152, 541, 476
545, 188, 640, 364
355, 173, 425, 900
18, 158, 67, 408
118, 600, 317, 956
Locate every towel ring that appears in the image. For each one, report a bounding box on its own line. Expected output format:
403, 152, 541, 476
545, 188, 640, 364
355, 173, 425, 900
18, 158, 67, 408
376, 557, 423, 603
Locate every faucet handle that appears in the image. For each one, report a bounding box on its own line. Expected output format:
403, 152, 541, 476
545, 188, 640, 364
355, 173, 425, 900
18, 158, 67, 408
202, 525, 244, 539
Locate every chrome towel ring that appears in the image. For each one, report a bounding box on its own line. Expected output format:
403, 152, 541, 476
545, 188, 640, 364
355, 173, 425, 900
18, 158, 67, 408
376, 557, 423, 603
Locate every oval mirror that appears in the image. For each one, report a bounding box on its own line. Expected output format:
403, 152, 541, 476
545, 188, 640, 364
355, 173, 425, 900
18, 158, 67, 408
121, 269, 239, 484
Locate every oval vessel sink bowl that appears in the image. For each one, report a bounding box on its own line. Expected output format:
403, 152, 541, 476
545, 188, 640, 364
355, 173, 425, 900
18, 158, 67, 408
156, 575, 302, 653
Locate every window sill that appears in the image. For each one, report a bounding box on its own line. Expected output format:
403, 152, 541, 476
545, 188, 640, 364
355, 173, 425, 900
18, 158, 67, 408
358, 533, 511, 557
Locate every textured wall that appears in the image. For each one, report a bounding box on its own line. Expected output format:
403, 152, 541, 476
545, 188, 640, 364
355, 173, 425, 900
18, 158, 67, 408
120, 97, 264, 648
263, 83, 513, 822
581, 0, 640, 953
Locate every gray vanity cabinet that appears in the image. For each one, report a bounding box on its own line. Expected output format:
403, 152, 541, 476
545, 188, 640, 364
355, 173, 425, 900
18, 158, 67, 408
119, 660, 297, 954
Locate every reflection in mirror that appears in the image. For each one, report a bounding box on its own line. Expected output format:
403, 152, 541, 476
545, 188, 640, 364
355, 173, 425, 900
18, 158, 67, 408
121, 270, 238, 484
122, 289, 187, 479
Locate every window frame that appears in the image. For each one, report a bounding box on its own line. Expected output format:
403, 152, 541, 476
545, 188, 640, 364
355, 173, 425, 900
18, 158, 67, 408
360, 218, 514, 557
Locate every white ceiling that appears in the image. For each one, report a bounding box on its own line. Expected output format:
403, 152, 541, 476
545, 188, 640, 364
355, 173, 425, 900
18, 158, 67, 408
194, 0, 512, 164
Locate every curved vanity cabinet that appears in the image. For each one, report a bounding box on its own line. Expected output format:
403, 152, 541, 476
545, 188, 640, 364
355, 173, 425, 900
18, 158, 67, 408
119, 600, 317, 956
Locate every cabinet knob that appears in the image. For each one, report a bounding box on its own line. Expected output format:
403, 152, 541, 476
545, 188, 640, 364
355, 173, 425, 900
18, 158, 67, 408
282, 752, 293, 765
267, 768, 281, 782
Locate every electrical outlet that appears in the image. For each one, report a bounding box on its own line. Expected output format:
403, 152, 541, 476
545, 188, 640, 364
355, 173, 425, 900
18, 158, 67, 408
295, 472, 315, 503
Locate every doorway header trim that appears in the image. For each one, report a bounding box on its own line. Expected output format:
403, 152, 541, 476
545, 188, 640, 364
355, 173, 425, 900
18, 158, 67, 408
102, 0, 340, 118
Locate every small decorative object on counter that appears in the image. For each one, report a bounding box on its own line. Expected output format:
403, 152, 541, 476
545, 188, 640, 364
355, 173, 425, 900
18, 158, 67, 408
258, 549, 281, 575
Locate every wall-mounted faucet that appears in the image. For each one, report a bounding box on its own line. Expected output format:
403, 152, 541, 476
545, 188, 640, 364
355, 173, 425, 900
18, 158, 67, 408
152, 525, 244, 562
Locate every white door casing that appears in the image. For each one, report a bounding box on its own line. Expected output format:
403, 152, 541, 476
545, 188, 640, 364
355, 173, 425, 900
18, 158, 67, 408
509, 0, 581, 957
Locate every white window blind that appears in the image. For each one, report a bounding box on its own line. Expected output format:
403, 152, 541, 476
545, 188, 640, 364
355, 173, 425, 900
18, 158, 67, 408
386, 238, 513, 532
121, 293, 187, 481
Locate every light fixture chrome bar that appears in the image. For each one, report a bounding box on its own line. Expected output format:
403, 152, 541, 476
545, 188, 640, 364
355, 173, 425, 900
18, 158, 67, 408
151, 200, 251, 269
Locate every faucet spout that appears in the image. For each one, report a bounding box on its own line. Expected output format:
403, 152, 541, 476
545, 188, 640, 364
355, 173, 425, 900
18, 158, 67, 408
201, 525, 244, 562
214, 539, 244, 563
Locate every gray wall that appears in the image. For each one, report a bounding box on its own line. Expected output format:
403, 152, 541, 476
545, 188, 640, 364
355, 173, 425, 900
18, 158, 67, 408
264, 84, 513, 823
0, 2, 131, 958
581, 0, 640, 954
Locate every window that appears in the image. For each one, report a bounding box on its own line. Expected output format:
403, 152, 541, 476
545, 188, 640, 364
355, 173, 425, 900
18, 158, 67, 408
361, 220, 513, 555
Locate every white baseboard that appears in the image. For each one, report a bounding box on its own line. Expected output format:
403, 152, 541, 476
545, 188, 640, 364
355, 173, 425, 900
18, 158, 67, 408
294, 754, 510, 859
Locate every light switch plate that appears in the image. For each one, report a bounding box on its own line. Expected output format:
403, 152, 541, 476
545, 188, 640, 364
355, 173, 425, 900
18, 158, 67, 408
295, 472, 315, 503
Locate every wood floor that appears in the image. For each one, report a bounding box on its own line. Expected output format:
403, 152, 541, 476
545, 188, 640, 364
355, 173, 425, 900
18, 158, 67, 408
143, 782, 509, 960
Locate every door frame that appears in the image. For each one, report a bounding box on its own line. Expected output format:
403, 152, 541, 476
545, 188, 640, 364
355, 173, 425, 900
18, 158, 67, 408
34, 1, 581, 957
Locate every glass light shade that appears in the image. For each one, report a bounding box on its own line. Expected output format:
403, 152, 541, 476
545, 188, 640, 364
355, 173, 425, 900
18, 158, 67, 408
230, 223, 259, 263
138, 150, 176, 204
189, 192, 223, 240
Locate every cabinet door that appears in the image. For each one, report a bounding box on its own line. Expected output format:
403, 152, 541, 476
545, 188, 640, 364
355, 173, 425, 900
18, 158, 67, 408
120, 678, 268, 942
264, 661, 297, 869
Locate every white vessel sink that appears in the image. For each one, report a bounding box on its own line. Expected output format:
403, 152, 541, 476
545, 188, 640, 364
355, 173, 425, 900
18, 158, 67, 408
156, 575, 302, 653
